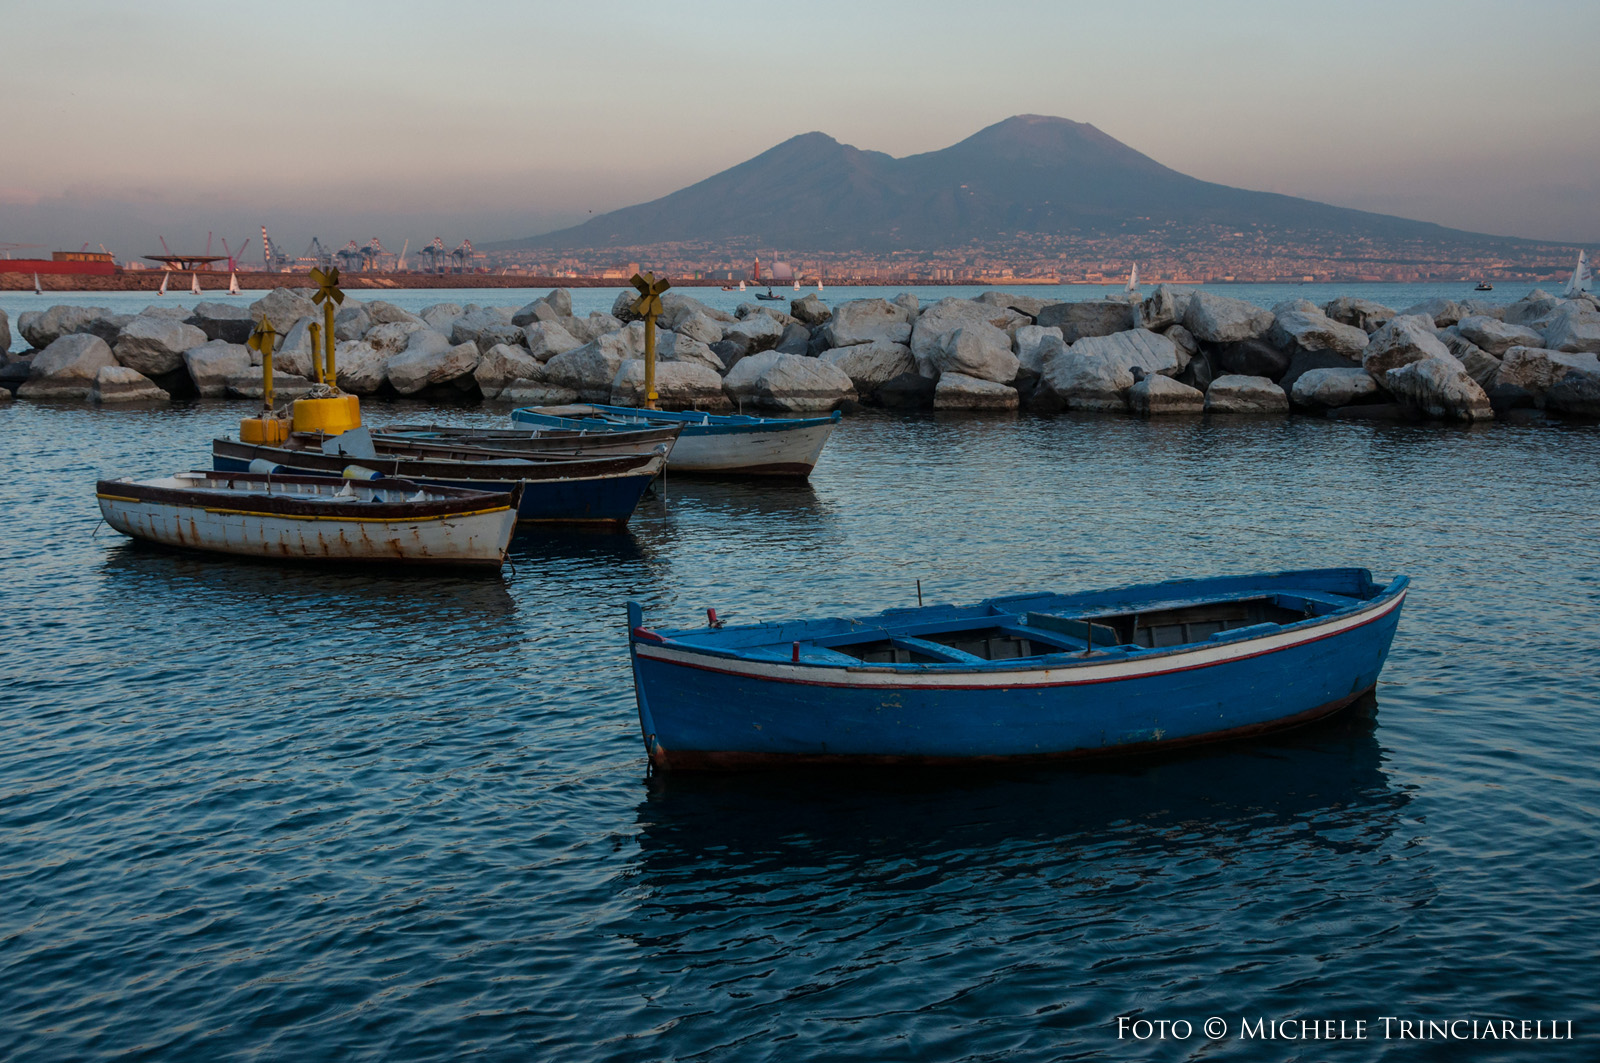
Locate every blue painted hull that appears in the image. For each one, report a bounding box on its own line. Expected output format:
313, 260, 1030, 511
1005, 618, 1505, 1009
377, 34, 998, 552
628, 570, 1408, 770
212, 454, 656, 527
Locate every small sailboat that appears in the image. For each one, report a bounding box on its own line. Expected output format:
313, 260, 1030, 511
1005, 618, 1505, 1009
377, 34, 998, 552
190, 272, 202, 296
1565, 250, 1591, 297
738, 279, 746, 292
33, 273, 42, 295
1126, 263, 1139, 293
793, 279, 800, 291
157, 271, 169, 296
228, 272, 240, 295
817, 278, 824, 291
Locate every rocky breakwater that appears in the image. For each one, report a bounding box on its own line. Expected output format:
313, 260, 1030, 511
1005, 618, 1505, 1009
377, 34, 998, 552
5, 286, 1599, 423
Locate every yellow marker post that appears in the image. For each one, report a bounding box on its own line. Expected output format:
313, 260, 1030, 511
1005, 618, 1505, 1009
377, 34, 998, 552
629, 271, 671, 410
247, 316, 280, 412
310, 266, 345, 389
307, 322, 323, 384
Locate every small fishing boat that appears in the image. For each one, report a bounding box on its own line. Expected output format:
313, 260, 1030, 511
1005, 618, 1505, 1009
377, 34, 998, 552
1474, 281, 1493, 292
512, 403, 840, 477
754, 288, 785, 301
96, 471, 520, 568
212, 432, 668, 528
627, 568, 1408, 770
377, 421, 683, 458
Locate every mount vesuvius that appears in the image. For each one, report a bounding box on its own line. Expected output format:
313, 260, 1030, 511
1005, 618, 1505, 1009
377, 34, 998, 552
495, 115, 1521, 254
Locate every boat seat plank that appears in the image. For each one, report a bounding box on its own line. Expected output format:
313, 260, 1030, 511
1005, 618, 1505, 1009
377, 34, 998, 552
891, 637, 989, 664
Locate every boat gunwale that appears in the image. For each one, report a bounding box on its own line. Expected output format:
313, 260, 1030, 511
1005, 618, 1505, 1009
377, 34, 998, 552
512, 404, 841, 436
631, 572, 1409, 684
212, 438, 667, 483
96, 472, 520, 522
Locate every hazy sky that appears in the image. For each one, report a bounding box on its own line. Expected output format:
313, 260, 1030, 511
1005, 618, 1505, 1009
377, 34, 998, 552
2, 0, 1595, 260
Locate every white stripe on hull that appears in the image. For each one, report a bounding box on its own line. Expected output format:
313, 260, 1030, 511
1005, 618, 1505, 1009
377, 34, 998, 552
99, 498, 516, 565
636, 590, 1406, 688
667, 422, 836, 473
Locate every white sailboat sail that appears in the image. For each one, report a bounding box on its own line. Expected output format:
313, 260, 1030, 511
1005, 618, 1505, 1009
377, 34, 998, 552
158, 271, 169, 296
1565, 250, 1591, 297
190, 272, 202, 296
817, 278, 823, 291
1126, 263, 1139, 292
793, 279, 800, 291
228, 272, 240, 295
738, 279, 745, 291
33, 272, 42, 295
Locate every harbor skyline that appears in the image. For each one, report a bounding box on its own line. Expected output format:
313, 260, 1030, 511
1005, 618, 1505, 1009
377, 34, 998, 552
2, 0, 1597, 259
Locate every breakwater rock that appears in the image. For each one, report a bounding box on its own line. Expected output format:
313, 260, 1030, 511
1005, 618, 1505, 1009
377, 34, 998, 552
4, 286, 1599, 422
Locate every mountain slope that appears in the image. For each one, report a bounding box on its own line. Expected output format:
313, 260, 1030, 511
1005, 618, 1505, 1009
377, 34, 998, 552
498, 115, 1507, 252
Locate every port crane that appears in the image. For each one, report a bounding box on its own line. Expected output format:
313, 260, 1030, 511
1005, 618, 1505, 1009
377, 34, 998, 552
451, 239, 478, 273
418, 237, 448, 273
297, 238, 334, 271
260, 225, 292, 271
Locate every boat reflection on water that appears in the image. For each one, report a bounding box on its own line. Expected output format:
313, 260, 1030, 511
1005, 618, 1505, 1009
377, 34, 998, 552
631, 697, 1409, 876
98, 540, 518, 625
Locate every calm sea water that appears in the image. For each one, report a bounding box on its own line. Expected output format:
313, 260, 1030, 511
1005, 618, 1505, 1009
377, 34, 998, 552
2, 398, 1597, 1061
2, 281, 1532, 355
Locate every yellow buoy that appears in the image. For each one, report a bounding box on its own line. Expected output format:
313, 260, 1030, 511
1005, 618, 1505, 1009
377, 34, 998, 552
292, 394, 362, 435
242, 316, 291, 444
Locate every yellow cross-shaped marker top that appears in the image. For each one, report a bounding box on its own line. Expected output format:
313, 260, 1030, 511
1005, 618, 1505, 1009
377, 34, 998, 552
310, 265, 345, 306
629, 271, 671, 318
246, 316, 280, 352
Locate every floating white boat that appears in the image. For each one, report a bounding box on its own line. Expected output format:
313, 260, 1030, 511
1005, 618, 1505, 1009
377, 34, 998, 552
1566, 250, 1591, 297
512, 404, 841, 477
189, 272, 202, 296
1126, 263, 1139, 293
33, 272, 41, 295
158, 272, 169, 296
96, 470, 521, 568
228, 271, 240, 295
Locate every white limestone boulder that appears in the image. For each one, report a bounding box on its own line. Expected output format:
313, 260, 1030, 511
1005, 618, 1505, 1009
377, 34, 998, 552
1541, 307, 1600, 354
183, 340, 252, 396
1013, 325, 1066, 372
1071, 328, 1186, 377
365, 320, 431, 354
1035, 299, 1136, 343
721, 313, 786, 354
475, 343, 546, 400
610, 359, 731, 411
1204, 374, 1288, 414
187, 301, 256, 344
451, 307, 525, 353
930, 323, 1021, 384
1496, 346, 1600, 402
1289, 367, 1380, 410
1128, 374, 1204, 416
1455, 315, 1543, 356
501, 383, 580, 406
363, 301, 425, 327
656, 331, 725, 373
1384, 357, 1493, 421
1035, 349, 1134, 411
790, 293, 832, 326
1399, 298, 1467, 328
332, 340, 391, 394
911, 298, 1024, 369
722, 351, 856, 412
511, 289, 573, 327
1323, 296, 1395, 334
934, 372, 1019, 410
524, 320, 584, 362
89, 365, 169, 404
17, 333, 118, 400
1183, 292, 1274, 344
250, 288, 316, 327
827, 298, 913, 347
387, 337, 480, 395
17, 305, 123, 348
658, 292, 734, 330
674, 310, 726, 345
113, 315, 207, 376
544, 331, 636, 401
820, 341, 916, 394
419, 302, 464, 333
1269, 310, 1369, 357
1139, 285, 1193, 331
974, 290, 1051, 317
567, 312, 624, 343
225, 369, 314, 401
1362, 315, 1451, 379
1503, 290, 1561, 327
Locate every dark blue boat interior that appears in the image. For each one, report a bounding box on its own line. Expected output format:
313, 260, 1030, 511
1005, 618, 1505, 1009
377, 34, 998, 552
647, 568, 1402, 669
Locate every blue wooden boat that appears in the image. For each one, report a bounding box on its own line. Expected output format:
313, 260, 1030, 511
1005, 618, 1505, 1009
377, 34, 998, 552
627, 568, 1408, 771
511, 404, 840, 477
212, 436, 666, 529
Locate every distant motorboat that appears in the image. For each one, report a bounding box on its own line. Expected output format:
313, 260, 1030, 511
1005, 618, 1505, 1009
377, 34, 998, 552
158, 271, 169, 296
1565, 250, 1591, 297
1475, 281, 1493, 292
754, 287, 785, 302
228, 272, 241, 295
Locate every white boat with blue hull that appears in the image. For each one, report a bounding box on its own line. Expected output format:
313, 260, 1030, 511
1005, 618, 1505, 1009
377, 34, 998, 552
628, 568, 1408, 771
512, 404, 840, 477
